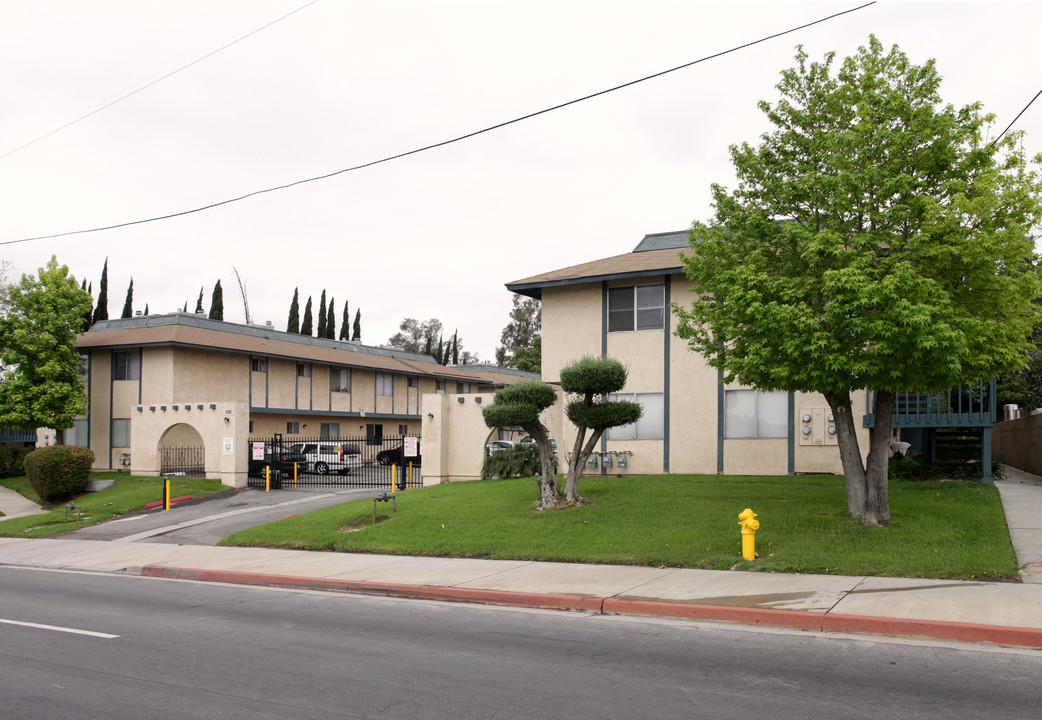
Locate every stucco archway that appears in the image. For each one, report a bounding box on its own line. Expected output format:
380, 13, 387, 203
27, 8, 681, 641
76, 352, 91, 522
157, 422, 206, 477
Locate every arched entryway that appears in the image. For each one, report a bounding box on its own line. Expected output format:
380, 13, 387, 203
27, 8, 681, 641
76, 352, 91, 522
158, 423, 206, 477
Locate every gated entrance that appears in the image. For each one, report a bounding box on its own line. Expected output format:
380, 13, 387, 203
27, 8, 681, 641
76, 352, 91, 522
246, 435, 423, 490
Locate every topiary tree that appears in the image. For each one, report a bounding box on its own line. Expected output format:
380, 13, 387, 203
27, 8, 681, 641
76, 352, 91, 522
560, 356, 642, 504
481, 380, 560, 510
22, 445, 95, 504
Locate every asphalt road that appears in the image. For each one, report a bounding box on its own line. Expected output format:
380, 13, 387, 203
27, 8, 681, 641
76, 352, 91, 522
3, 566, 1041, 720
65, 485, 386, 545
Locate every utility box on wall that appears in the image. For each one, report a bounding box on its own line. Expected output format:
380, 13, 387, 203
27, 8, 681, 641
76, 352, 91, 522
799, 408, 838, 446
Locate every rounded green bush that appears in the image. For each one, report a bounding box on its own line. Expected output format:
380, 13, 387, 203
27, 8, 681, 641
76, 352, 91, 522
22, 445, 95, 504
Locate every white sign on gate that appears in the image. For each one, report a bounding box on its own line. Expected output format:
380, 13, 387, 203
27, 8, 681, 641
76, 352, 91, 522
404, 436, 419, 458
251, 441, 265, 460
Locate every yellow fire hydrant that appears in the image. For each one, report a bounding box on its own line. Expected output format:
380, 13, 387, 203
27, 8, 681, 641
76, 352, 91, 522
738, 508, 759, 561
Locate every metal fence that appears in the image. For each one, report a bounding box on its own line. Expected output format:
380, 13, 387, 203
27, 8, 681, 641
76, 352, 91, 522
160, 446, 206, 478
246, 434, 423, 490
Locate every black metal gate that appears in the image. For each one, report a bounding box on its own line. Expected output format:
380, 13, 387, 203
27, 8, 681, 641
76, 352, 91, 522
160, 446, 206, 478
246, 435, 422, 490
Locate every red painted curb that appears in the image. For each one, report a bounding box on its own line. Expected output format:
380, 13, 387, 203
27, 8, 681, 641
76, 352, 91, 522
602, 598, 823, 629
143, 495, 193, 510
139, 566, 604, 613
139, 565, 1042, 648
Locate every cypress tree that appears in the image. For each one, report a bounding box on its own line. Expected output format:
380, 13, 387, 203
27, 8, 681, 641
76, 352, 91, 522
121, 278, 134, 318
325, 296, 336, 339
287, 288, 300, 333
301, 296, 314, 336
91, 259, 108, 324
451, 330, 460, 365
317, 290, 328, 338
339, 301, 350, 340
194, 288, 204, 314
352, 309, 361, 341
208, 279, 223, 320
81, 280, 93, 330
144, 304, 149, 316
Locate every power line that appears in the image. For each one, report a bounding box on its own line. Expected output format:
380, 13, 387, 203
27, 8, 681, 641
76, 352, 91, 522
991, 87, 1042, 147
0, 1, 317, 162
2, 1, 876, 247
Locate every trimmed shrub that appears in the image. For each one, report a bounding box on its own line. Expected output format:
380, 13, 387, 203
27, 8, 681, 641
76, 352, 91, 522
0, 445, 34, 478
22, 445, 95, 504
482, 441, 556, 480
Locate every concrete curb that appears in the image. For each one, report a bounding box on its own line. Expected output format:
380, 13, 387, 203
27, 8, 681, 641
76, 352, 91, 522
139, 565, 1042, 648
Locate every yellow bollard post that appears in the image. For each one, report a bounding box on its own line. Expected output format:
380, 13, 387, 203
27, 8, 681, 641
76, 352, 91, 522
164, 478, 171, 511
294, 462, 298, 489
408, 462, 413, 489
265, 465, 270, 492
391, 464, 396, 493
738, 508, 759, 561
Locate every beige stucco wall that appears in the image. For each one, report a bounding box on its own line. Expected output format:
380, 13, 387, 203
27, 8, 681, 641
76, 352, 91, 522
173, 348, 248, 403
129, 400, 251, 487
541, 284, 602, 382
422, 392, 505, 483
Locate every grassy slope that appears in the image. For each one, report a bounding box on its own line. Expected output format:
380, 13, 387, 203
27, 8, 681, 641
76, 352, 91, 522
221, 474, 1019, 580
0, 473, 231, 538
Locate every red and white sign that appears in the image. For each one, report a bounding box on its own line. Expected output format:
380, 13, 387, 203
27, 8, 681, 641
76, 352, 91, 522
404, 437, 419, 458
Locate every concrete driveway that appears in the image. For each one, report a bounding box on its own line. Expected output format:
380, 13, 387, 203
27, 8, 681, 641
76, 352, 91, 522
65, 486, 383, 545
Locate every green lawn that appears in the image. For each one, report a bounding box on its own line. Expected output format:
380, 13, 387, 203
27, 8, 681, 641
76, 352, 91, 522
0, 473, 231, 538
220, 474, 1020, 581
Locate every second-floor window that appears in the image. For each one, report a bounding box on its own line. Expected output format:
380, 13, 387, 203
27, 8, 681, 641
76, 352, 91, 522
251, 357, 267, 372
608, 284, 665, 332
297, 363, 312, 378
113, 351, 140, 380
330, 368, 350, 393
376, 373, 393, 396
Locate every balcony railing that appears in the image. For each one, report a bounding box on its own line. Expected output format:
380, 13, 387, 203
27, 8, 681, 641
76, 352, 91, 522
863, 378, 996, 429
0, 429, 37, 443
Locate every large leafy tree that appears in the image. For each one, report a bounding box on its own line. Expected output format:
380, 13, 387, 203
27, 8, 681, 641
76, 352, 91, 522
560, 356, 642, 504
0, 257, 92, 440
495, 294, 541, 371
673, 37, 1042, 525
482, 380, 560, 510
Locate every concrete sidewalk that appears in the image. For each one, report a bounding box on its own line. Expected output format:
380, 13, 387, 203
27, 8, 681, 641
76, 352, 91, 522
2, 468, 1041, 648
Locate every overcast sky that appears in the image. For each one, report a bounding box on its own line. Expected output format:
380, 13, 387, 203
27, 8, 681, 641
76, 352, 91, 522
2, 0, 1040, 360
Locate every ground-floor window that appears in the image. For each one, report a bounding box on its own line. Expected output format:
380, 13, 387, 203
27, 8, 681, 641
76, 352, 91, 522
606, 393, 664, 440
725, 389, 788, 438
320, 422, 339, 438
366, 423, 383, 445
111, 418, 131, 447
66, 418, 89, 447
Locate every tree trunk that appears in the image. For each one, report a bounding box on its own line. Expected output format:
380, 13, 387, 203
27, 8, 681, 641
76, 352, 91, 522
826, 391, 892, 526
863, 389, 893, 525
826, 393, 869, 521
524, 422, 560, 510
564, 427, 602, 505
